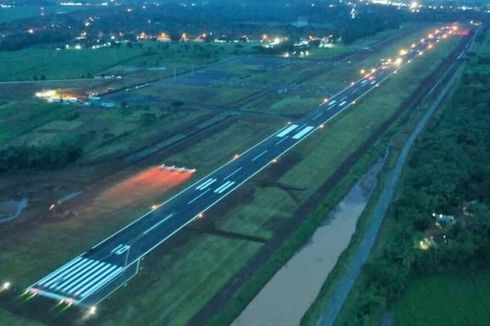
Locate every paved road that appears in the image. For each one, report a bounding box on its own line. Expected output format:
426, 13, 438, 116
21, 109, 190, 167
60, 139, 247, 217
26, 26, 456, 307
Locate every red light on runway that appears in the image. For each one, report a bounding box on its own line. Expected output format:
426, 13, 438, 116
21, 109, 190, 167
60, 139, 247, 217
97, 166, 194, 208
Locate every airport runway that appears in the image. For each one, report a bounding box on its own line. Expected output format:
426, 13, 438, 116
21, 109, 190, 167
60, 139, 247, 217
27, 26, 457, 306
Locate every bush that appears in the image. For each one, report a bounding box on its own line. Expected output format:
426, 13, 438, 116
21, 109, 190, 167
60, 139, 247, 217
0, 142, 83, 173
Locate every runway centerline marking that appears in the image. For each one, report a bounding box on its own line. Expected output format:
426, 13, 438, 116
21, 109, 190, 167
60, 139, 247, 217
187, 189, 211, 205
142, 213, 175, 235
224, 167, 243, 180
276, 137, 289, 145
252, 150, 268, 162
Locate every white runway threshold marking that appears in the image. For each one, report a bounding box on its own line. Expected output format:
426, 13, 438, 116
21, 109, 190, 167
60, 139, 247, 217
292, 126, 315, 140
32, 257, 124, 301
276, 124, 298, 138
195, 178, 217, 190
275, 137, 289, 145
214, 181, 236, 194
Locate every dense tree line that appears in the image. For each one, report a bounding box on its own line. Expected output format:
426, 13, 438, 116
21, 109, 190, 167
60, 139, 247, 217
2, 1, 485, 51
0, 30, 71, 51
343, 29, 490, 325
338, 11, 400, 44
0, 141, 82, 173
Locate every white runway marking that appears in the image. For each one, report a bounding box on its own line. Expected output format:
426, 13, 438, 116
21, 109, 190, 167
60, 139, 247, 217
195, 178, 217, 190
225, 167, 243, 180
32, 257, 124, 300
292, 126, 315, 140
252, 150, 268, 162
214, 181, 236, 194
276, 124, 298, 138
142, 213, 175, 235
188, 189, 211, 205
276, 137, 289, 145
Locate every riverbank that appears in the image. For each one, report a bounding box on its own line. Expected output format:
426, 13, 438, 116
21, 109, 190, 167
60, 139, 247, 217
233, 155, 386, 326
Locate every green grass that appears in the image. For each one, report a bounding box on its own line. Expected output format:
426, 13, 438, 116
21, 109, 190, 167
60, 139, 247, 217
0, 100, 210, 163
308, 24, 418, 60
93, 70, 406, 324
138, 83, 260, 107
317, 38, 468, 326
0, 102, 78, 146
250, 24, 445, 118
394, 271, 490, 326
0, 47, 147, 81
0, 310, 43, 326
0, 41, 259, 82
165, 116, 284, 181
209, 33, 461, 326
0, 26, 460, 325
0, 116, 281, 325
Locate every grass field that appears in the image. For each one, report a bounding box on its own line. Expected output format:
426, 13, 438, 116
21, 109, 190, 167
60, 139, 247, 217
308, 24, 419, 60
0, 41, 260, 82
245, 24, 443, 118
89, 32, 461, 326
0, 47, 148, 81
0, 116, 282, 326
394, 271, 490, 326
0, 25, 459, 325
0, 100, 210, 163
212, 33, 461, 326
0, 102, 77, 146
0, 115, 280, 283
324, 26, 488, 326
312, 32, 470, 326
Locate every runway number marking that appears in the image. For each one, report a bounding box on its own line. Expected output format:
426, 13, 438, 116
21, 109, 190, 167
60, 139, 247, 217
111, 244, 130, 255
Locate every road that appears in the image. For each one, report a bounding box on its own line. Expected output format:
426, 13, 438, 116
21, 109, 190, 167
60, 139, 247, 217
26, 26, 456, 307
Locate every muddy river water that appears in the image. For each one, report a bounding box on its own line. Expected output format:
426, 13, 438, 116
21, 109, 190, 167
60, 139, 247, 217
233, 156, 386, 326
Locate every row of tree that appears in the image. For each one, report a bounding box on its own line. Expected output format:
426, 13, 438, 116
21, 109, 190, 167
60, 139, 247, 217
343, 28, 490, 325
0, 141, 82, 173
